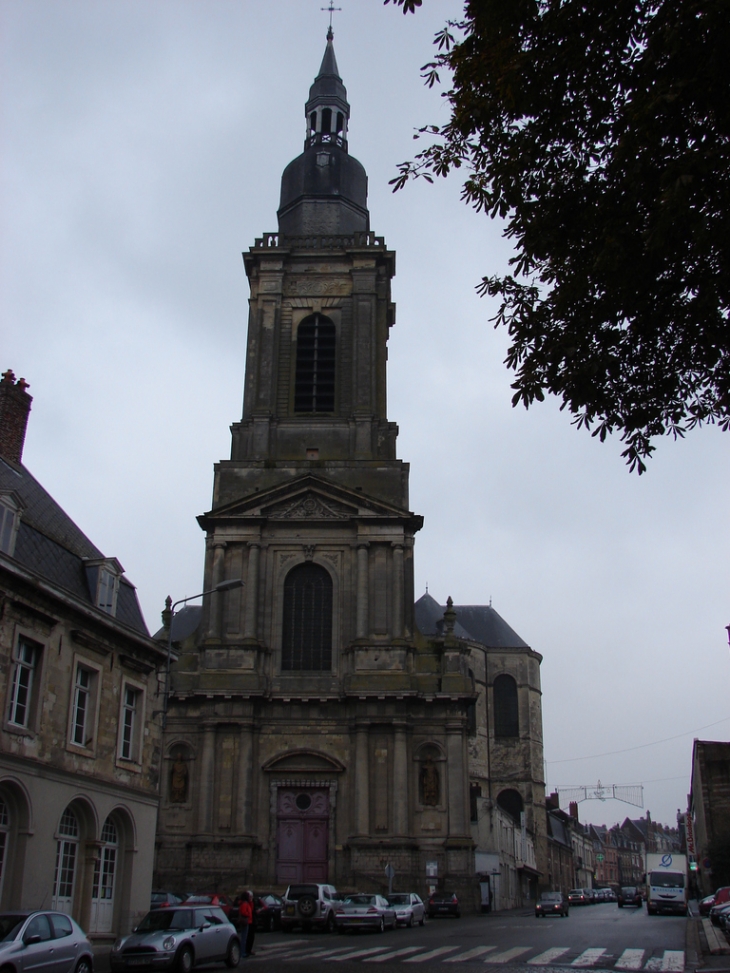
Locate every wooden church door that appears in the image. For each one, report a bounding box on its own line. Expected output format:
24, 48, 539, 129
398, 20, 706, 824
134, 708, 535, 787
276, 788, 329, 883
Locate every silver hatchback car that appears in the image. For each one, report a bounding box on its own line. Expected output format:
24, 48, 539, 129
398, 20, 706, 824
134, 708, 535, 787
0, 912, 93, 973
110, 907, 240, 973
387, 894, 425, 927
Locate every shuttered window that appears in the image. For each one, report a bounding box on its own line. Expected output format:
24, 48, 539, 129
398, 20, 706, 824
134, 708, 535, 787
281, 563, 332, 671
294, 314, 336, 413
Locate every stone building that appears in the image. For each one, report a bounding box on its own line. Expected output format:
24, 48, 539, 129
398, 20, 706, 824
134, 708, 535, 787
154, 30, 545, 908
689, 739, 730, 894
0, 370, 166, 936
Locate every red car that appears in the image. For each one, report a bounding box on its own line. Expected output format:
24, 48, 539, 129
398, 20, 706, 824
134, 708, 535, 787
181, 893, 234, 917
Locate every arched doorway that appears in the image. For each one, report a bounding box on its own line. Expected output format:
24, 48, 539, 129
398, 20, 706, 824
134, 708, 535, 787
52, 807, 80, 913
276, 788, 329, 884
90, 816, 118, 933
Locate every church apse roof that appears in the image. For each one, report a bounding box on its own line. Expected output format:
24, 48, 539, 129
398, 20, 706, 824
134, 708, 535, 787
414, 591, 530, 649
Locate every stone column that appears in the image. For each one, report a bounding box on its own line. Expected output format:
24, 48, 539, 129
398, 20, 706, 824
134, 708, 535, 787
392, 544, 404, 639
446, 723, 469, 836
197, 722, 216, 834
393, 722, 408, 835
243, 543, 260, 641
356, 543, 369, 639
208, 541, 226, 638
355, 721, 370, 834
237, 721, 254, 834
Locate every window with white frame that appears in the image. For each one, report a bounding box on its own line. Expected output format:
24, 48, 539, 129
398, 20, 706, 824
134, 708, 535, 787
97, 568, 119, 615
69, 661, 100, 749
52, 807, 79, 910
7, 636, 42, 729
0, 495, 21, 557
119, 683, 143, 763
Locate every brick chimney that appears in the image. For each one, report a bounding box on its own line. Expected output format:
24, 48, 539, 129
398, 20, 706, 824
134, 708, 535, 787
569, 801, 580, 821
0, 370, 32, 465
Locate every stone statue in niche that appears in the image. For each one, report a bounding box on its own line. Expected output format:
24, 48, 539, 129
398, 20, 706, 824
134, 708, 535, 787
170, 752, 189, 804
420, 755, 440, 806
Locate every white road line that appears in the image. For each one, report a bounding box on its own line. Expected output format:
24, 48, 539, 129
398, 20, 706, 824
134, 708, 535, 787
255, 939, 308, 951
444, 946, 498, 962
363, 946, 423, 962
485, 947, 533, 964
615, 949, 645, 970
403, 945, 461, 963
324, 946, 392, 961
280, 946, 352, 960
527, 947, 572, 965
644, 952, 684, 972
572, 948, 608, 967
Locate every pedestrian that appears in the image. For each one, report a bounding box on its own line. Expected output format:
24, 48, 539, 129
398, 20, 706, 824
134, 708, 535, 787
237, 891, 254, 958
244, 891, 256, 957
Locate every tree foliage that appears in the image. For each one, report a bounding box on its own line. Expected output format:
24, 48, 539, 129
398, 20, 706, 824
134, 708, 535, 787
385, 0, 730, 471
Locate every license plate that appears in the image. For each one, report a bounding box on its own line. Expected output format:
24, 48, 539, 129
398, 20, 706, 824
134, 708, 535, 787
127, 959, 149, 967
438, 907, 449, 912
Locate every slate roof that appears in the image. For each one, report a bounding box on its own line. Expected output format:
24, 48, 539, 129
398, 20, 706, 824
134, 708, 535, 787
152, 604, 202, 643
0, 456, 148, 635
414, 592, 529, 649
547, 812, 571, 847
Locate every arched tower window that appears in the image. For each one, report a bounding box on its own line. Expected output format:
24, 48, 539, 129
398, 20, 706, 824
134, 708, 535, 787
294, 314, 336, 413
494, 674, 519, 738
497, 788, 524, 823
282, 563, 333, 671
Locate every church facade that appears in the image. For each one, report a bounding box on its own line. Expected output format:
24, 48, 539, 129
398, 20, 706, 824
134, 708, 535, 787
155, 32, 546, 909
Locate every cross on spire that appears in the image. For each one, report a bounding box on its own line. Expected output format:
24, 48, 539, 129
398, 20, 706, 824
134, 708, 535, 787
321, 1, 342, 36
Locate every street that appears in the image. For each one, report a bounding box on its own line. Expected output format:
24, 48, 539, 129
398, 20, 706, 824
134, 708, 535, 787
240, 901, 688, 973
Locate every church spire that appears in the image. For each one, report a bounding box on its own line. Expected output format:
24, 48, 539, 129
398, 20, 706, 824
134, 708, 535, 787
304, 30, 350, 151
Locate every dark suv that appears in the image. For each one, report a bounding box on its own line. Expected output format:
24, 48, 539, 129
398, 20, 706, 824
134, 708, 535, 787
618, 887, 642, 908
281, 884, 340, 933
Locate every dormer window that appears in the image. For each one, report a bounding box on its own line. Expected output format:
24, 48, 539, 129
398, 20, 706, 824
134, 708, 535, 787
84, 558, 123, 616
0, 493, 22, 557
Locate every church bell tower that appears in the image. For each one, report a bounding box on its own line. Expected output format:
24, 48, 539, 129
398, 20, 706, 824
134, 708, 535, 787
156, 30, 475, 897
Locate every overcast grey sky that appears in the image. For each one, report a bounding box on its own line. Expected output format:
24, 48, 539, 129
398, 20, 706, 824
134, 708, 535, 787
2, 0, 728, 829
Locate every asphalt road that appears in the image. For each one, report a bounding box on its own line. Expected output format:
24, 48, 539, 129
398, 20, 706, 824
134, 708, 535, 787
236, 902, 688, 973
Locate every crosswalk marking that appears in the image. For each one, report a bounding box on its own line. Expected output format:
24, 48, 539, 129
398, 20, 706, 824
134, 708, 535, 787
528, 947, 572, 965
644, 952, 684, 972
572, 948, 608, 967
444, 946, 498, 962
256, 939, 308, 951
325, 947, 392, 961
364, 946, 424, 962
281, 946, 349, 960
616, 949, 645, 970
485, 947, 533, 964
403, 946, 461, 963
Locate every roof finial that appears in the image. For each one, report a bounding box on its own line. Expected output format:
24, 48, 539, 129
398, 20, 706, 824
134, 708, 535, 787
321, 2, 341, 36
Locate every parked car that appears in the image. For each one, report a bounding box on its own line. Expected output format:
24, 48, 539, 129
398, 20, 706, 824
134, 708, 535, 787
150, 892, 182, 911
713, 887, 730, 909
253, 894, 284, 932
426, 892, 460, 919
281, 884, 340, 933
334, 895, 396, 934
617, 887, 642, 908
709, 901, 730, 927
180, 895, 233, 918
535, 891, 569, 918
0, 912, 94, 973
699, 894, 716, 916
568, 889, 589, 906
387, 894, 425, 927
110, 906, 239, 973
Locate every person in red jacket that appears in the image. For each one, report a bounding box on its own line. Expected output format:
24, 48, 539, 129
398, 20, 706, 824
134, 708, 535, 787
237, 891, 255, 957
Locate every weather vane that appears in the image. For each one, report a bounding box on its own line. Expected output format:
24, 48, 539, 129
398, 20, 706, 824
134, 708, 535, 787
321, 2, 342, 32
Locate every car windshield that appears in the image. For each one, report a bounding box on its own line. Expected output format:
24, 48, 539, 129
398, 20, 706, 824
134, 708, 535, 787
569, 890, 582, 895
184, 896, 213, 905
286, 886, 319, 899
388, 895, 409, 905
541, 893, 562, 902
0, 916, 28, 943
344, 896, 376, 906
136, 910, 194, 932
650, 872, 684, 889
621, 888, 636, 895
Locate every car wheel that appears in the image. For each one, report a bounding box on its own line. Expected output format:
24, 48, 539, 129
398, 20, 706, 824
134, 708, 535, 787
325, 912, 336, 934
419, 914, 425, 926
378, 917, 385, 933
76, 960, 93, 973
176, 946, 194, 973
225, 939, 241, 968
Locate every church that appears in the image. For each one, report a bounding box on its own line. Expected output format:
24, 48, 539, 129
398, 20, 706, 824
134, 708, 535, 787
154, 29, 546, 911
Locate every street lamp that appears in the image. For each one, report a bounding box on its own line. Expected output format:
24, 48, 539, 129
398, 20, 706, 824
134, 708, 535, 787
162, 577, 245, 727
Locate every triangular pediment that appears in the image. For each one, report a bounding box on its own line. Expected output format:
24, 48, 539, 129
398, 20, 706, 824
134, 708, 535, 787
199, 474, 414, 525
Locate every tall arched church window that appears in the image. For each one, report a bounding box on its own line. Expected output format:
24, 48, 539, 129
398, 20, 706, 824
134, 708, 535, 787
494, 674, 519, 737
52, 807, 79, 912
294, 314, 336, 413
281, 563, 332, 671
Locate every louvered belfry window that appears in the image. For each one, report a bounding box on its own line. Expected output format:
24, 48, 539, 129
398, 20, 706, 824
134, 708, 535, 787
281, 563, 333, 671
493, 674, 519, 737
294, 313, 336, 413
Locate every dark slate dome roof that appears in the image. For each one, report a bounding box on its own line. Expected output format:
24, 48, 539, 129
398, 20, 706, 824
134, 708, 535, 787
414, 592, 529, 649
